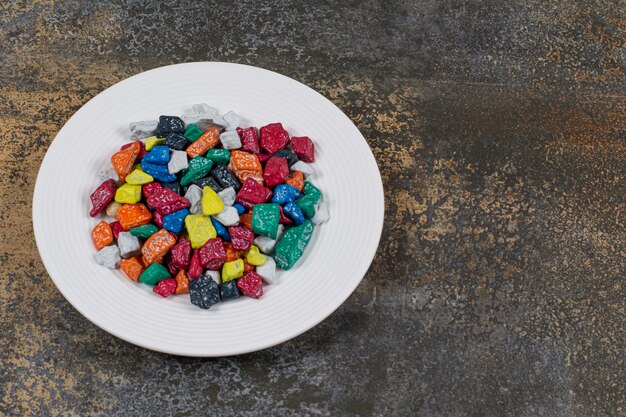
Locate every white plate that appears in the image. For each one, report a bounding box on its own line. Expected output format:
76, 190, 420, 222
33, 62, 384, 356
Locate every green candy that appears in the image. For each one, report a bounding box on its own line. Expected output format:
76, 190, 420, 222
251, 203, 280, 239
139, 263, 171, 285
274, 220, 314, 270
129, 224, 158, 239
296, 181, 322, 218
206, 149, 231, 165
180, 157, 214, 186
184, 124, 203, 142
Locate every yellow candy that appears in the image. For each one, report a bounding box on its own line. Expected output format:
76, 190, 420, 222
144, 137, 166, 151
184, 214, 216, 249
221, 259, 244, 282
114, 183, 142, 204
245, 245, 266, 266
202, 186, 224, 216
125, 167, 154, 185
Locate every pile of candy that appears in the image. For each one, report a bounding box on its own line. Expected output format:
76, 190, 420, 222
89, 104, 328, 309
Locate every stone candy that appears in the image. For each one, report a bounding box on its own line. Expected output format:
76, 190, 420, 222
153, 211, 164, 228
142, 182, 163, 199
211, 164, 241, 191
211, 216, 231, 240
180, 156, 214, 186
221, 259, 244, 282
311, 200, 330, 225
170, 236, 192, 270
256, 256, 277, 284
271, 184, 301, 204
187, 128, 220, 158
202, 186, 224, 216
194, 176, 223, 193
218, 187, 236, 206
220, 131, 242, 150
251, 203, 280, 239
274, 220, 314, 270
245, 245, 266, 266
162, 181, 182, 195
139, 263, 171, 286
233, 203, 246, 215
168, 150, 188, 174
143, 145, 170, 165
206, 149, 231, 165
253, 224, 284, 254
130, 224, 158, 239
224, 242, 242, 261
120, 256, 144, 281
175, 270, 190, 294
162, 208, 189, 233
214, 206, 240, 227
185, 214, 216, 249
98, 167, 118, 183
117, 231, 141, 258
222, 111, 241, 131
165, 253, 179, 276
188, 250, 203, 279
157, 115, 185, 135
285, 170, 304, 191
121, 140, 147, 160
236, 177, 272, 207
89, 179, 117, 217
125, 167, 154, 185
184, 123, 203, 142
263, 156, 289, 188
95, 245, 120, 269
198, 238, 226, 270
229, 150, 263, 184
109, 221, 124, 239
154, 278, 177, 297
144, 137, 166, 151
279, 205, 292, 225
192, 103, 219, 115
183, 184, 203, 214
196, 118, 225, 132
105, 201, 122, 218
236, 127, 260, 154
237, 271, 263, 299
92, 221, 113, 250
164, 132, 189, 151
141, 229, 177, 265
189, 276, 220, 309
260, 123, 290, 154
141, 160, 177, 183
146, 187, 190, 215
219, 280, 240, 301
204, 270, 221, 285
115, 183, 142, 204
239, 213, 252, 230
273, 149, 299, 166
111, 142, 140, 181
290, 136, 315, 162
296, 181, 322, 218
283, 201, 305, 225
129, 120, 158, 140
228, 226, 254, 251
290, 161, 315, 178
116, 203, 152, 230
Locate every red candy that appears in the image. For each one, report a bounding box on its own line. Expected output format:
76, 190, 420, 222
263, 156, 289, 188
236, 271, 263, 299
257, 152, 271, 164
89, 179, 117, 217
236, 127, 260, 154
153, 278, 177, 298
260, 123, 290, 154
142, 182, 163, 199
146, 187, 190, 215
109, 220, 124, 239
188, 250, 203, 279
121, 140, 147, 160
290, 136, 315, 162
229, 226, 254, 251
198, 238, 226, 270
153, 211, 164, 228
165, 254, 179, 276
236, 177, 272, 208
170, 236, 191, 270
278, 205, 293, 225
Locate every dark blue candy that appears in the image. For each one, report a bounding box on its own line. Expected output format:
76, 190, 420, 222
143, 145, 170, 165
164, 132, 189, 151
195, 176, 223, 193
162, 208, 189, 233
233, 203, 246, 215
283, 202, 305, 225
157, 115, 185, 135
162, 181, 181, 195
272, 184, 301, 204
219, 280, 240, 301
273, 149, 299, 166
211, 164, 241, 191
141, 160, 177, 182
211, 217, 231, 241
189, 276, 220, 309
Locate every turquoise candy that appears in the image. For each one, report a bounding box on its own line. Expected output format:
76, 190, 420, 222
206, 149, 231, 165
295, 181, 322, 218
180, 156, 214, 186
129, 224, 158, 239
274, 220, 314, 270
139, 263, 171, 285
251, 203, 280, 239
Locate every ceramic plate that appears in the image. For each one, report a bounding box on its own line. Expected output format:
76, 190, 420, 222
33, 62, 384, 356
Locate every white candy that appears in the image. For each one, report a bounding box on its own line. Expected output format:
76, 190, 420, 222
204, 270, 221, 285
98, 167, 118, 182
168, 150, 188, 174
311, 200, 329, 225
220, 131, 241, 150
253, 225, 285, 254
222, 111, 241, 131
214, 206, 239, 226
184, 184, 203, 214
129, 120, 158, 140
182, 114, 227, 127
95, 245, 120, 269
256, 257, 277, 284
218, 187, 236, 206
192, 103, 219, 115
117, 232, 141, 258
290, 161, 315, 177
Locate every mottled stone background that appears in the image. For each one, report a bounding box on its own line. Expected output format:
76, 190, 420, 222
1, 1, 624, 416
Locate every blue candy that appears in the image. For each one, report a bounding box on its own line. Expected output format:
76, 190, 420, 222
141, 160, 177, 182
283, 201, 305, 225
162, 208, 189, 233
272, 184, 301, 205
211, 217, 231, 241
143, 145, 171, 165
219, 280, 240, 301
233, 203, 246, 215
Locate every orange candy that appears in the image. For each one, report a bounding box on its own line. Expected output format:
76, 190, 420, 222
243, 260, 255, 273
285, 170, 304, 191
186, 128, 220, 158
116, 203, 152, 230
141, 229, 177, 265
175, 270, 190, 294
224, 242, 242, 262
229, 150, 263, 183
239, 213, 253, 230
120, 257, 144, 281
91, 221, 113, 250
111, 142, 140, 181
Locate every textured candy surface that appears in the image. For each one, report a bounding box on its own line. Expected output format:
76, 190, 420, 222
109, 221, 124, 240
283, 201, 305, 225
211, 164, 241, 191
198, 238, 226, 270
164, 132, 189, 151
185, 214, 216, 249
183, 124, 203, 142
183, 184, 203, 214
296, 181, 322, 218
221, 259, 244, 282
92, 221, 113, 250
187, 128, 220, 158
170, 236, 191, 270
189, 276, 220, 309
125, 167, 154, 185
237, 271, 263, 299
141, 229, 177, 265
89, 179, 117, 217
245, 245, 266, 266
180, 156, 214, 186
130, 224, 158, 239
153, 278, 177, 297
290, 136, 315, 162
228, 226, 254, 251
140, 262, 171, 285
259, 123, 290, 154
229, 150, 263, 183
144, 137, 166, 151
143, 145, 170, 165
188, 250, 203, 279
236, 127, 259, 153
256, 256, 277, 284
120, 256, 144, 281
111, 142, 140, 182
141, 160, 177, 183
146, 187, 190, 215
157, 115, 185, 135
202, 186, 224, 215
284, 170, 304, 191
115, 183, 142, 204
175, 270, 190, 294
116, 203, 152, 230
162, 208, 189, 233
206, 149, 231, 165
95, 245, 120, 269
251, 203, 280, 239
263, 156, 289, 188
274, 220, 314, 270
117, 231, 141, 258
219, 280, 240, 301
236, 177, 272, 207
273, 149, 299, 166
272, 184, 301, 204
